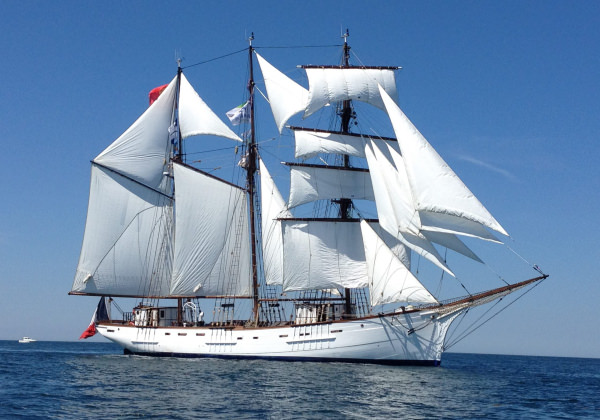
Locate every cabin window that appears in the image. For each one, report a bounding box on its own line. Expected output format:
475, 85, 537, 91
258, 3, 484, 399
178, 333, 187, 336
160, 310, 165, 318
196, 333, 205, 337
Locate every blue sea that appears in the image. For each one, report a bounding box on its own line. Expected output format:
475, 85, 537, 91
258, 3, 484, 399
0, 340, 598, 419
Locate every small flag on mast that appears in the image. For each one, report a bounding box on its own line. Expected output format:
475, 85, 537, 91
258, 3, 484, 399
226, 101, 250, 126
149, 84, 168, 105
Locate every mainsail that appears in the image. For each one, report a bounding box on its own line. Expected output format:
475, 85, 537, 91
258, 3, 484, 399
170, 163, 251, 297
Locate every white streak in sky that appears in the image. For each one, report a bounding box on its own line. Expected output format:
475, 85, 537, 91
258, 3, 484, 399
456, 155, 518, 182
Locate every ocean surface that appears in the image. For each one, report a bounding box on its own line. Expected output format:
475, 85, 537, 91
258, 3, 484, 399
0, 340, 598, 419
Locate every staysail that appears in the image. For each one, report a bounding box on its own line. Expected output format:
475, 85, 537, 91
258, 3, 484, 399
255, 52, 309, 133
378, 85, 508, 237
259, 159, 291, 286
360, 221, 437, 306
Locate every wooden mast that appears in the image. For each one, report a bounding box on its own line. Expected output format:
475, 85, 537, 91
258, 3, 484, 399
175, 59, 184, 326
339, 29, 353, 316
247, 33, 260, 324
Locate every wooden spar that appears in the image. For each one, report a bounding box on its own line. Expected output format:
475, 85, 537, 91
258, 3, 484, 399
68, 291, 254, 299
174, 161, 248, 191
300, 65, 401, 70
283, 162, 369, 172
382, 274, 550, 317
287, 125, 397, 142
247, 34, 260, 324
277, 217, 378, 223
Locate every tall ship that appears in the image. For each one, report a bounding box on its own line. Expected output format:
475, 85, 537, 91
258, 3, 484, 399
71, 33, 547, 365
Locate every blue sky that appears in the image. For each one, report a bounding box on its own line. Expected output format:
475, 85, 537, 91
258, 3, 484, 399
1, 1, 598, 358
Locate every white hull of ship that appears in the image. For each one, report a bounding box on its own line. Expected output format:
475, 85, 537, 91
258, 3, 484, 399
97, 309, 462, 366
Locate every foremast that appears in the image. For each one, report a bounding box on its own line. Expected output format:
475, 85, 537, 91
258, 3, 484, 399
339, 30, 354, 315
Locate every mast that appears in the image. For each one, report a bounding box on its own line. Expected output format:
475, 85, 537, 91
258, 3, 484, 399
175, 58, 183, 325
175, 59, 183, 162
338, 29, 353, 219
339, 29, 353, 316
247, 33, 260, 323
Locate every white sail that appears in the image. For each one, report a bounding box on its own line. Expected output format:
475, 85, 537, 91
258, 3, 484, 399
287, 165, 374, 209
178, 73, 242, 142
256, 52, 309, 133
379, 85, 508, 236
365, 140, 454, 276
72, 164, 173, 297
294, 129, 396, 160
170, 163, 251, 297
94, 76, 177, 190
386, 142, 499, 243
366, 140, 420, 234
360, 221, 437, 307
281, 220, 368, 291
281, 220, 413, 292
381, 142, 483, 263
260, 159, 291, 286
419, 211, 500, 243
421, 231, 483, 263
304, 68, 398, 118
374, 224, 412, 270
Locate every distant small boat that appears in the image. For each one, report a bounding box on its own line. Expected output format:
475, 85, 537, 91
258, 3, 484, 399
18, 337, 36, 343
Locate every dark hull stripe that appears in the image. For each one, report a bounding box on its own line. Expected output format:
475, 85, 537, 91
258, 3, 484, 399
123, 349, 441, 366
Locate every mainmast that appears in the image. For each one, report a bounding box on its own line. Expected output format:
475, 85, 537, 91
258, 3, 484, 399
174, 58, 183, 162
174, 58, 183, 325
247, 33, 260, 323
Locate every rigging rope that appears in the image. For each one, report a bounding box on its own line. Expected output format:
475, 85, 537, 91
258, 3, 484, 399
505, 242, 546, 275
182, 44, 343, 70
182, 48, 247, 70
443, 278, 546, 350
255, 44, 343, 50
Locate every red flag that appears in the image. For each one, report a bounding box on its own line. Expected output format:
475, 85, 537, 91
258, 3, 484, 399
149, 84, 168, 105
79, 307, 98, 339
